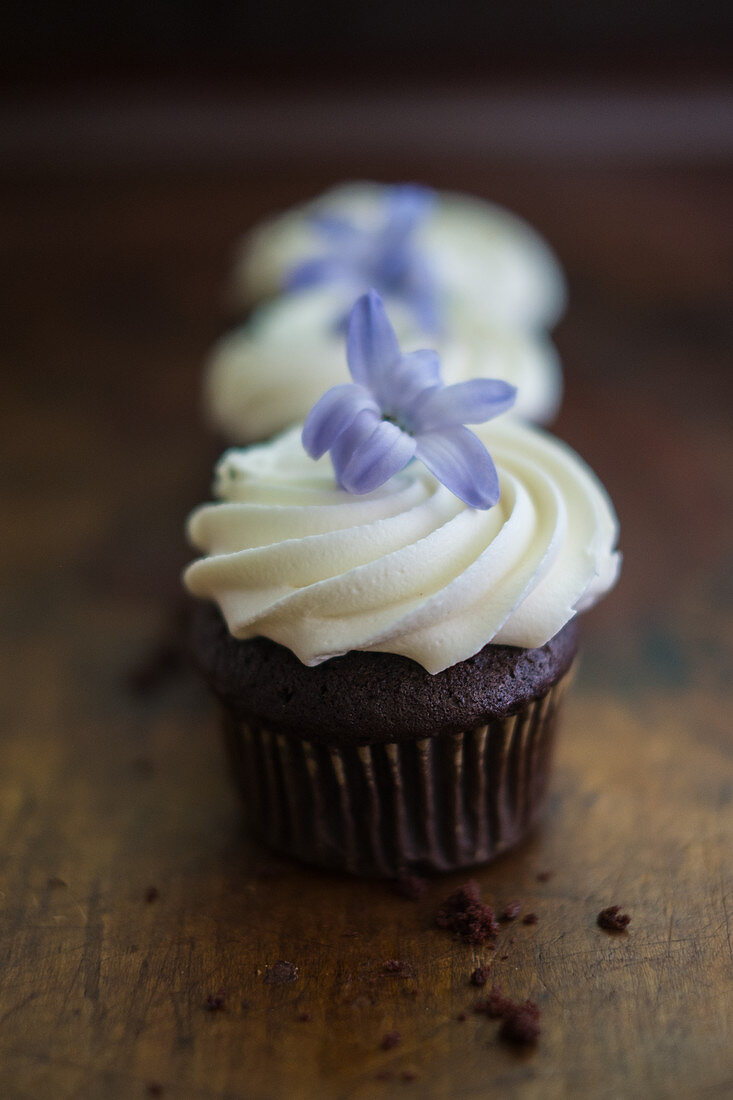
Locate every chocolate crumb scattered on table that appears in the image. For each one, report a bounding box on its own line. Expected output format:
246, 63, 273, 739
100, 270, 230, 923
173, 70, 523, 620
298, 1011, 312, 1022
204, 990, 226, 1012
145, 886, 159, 903
381, 1029, 402, 1050
127, 638, 184, 696
501, 901, 521, 921
435, 881, 499, 944
537, 870, 553, 882
474, 986, 541, 1043
481, 985, 515, 1018
264, 960, 299, 984
384, 959, 414, 977
401, 1070, 419, 1082
499, 1000, 541, 1044
392, 875, 428, 900
522, 913, 538, 925
597, 905, 631, 931
470, 965, 492, 987
146, 1084, 164, 1097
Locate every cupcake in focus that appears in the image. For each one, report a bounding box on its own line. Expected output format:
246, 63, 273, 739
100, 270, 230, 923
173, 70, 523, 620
231, 181, 566, 332
184, 293, 619, 876
205, 285, 563, 445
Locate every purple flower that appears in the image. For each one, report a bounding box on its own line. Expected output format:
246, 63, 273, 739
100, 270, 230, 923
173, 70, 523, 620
302, 291, 517, 508
285, 185, 440, 332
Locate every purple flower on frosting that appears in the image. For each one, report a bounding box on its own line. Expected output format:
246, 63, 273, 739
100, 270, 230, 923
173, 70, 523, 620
302, 290, 516, 508
285, 184, 440, 332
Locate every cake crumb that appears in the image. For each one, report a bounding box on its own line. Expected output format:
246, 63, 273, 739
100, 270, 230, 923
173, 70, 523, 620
392, 875, 428, 900
298, 1011, 312, 1022
597, 905, 631, 931
475, 986, 541, 1043
475, 986, 511, 1017
146, 1084, 164, 1097
384, 959, 414, 977
501, 901, 521, 921
264, 960, 299, 984
204, 990, 226, 1012
375, 1070, 394, 1082
145, 886, 159, 903
522, 913, 538, 925
470, 965, 492, 987
401, 1070, 419, 1082
435, 881, 499, 944
537, 870, 552, 882
456, 1012, 467, 1022
128, 638, 183, 696
499, 1000, 541, 1044
381, 1030, 402, 1050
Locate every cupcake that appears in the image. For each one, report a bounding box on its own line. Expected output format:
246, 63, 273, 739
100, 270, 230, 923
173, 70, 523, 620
205, 285, 562, 445
184, 293, 619, 876
230, 181, 567, 333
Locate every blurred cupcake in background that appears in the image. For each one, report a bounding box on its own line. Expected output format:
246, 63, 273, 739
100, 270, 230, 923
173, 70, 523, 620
205, 284, 563, 445
230, 181, 566, 332
207, 182, 566, 443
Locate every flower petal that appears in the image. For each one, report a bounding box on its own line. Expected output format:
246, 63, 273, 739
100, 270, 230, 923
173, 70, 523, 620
383, 350, 443, 419
332, 409, 416, 494
310, 212, 364, 246
403, 259, 441, 333
346, 290, 401, 390
285, 255, 349, 291
383, 185, 436, 244
415, 426, 500, 509
302, 384, 378, 459
410, 378, 517, 433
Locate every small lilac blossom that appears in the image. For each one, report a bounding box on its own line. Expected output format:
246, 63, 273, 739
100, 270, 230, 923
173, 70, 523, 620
285, 184, 440, 332
302, 290, 516, 508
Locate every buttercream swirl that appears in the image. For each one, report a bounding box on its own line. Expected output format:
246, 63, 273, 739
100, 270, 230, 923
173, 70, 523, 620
232, 182, 567, 331
206, 287, 562, 443
184, 418, 620, 674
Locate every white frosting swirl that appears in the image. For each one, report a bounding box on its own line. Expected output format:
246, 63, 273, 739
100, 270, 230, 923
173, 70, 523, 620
184, 418, 620, 674
207, 287, 562, 442
231, 182, 567, 331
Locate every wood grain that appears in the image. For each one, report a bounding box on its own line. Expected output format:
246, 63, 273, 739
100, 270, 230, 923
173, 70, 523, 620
0, 159, 731, 1099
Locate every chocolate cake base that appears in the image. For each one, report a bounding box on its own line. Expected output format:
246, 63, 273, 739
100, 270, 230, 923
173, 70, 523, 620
191, 602, 578, 876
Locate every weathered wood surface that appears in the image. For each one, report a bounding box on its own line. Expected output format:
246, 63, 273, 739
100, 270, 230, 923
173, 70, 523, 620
0, 161, 731, 1099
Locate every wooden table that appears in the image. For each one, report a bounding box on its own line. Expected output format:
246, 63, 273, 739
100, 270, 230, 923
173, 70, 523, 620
1, 159, 731, 1098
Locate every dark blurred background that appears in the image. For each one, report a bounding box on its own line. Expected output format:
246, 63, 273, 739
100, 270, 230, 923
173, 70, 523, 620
3, 0, 733, 82
2, 0, 732, 176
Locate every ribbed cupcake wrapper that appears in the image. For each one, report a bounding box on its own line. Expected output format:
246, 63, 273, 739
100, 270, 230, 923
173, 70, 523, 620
223, 670, 572, 877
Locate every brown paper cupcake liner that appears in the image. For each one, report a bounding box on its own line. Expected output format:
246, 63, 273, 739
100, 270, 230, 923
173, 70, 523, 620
223, 668, 573, 877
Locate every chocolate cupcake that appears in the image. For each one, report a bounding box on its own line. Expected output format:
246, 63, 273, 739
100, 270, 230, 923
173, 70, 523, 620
191, 603, 577, 875
184, 293, 619, 875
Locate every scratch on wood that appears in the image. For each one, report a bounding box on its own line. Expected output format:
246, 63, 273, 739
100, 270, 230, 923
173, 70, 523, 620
82, 880, 103, 1012
721, 880, 733, 965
